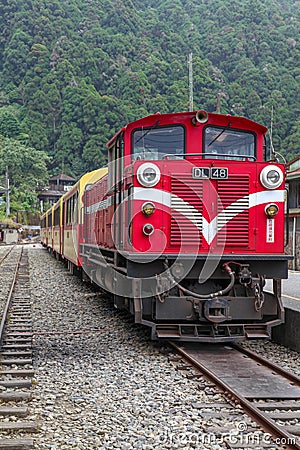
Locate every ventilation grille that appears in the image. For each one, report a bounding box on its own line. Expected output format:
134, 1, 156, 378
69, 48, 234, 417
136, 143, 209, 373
217, 176, 250, 247
170, 176, 203, 245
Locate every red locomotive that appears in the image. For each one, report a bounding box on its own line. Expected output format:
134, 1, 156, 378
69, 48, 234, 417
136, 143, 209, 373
41, 110, 289, 342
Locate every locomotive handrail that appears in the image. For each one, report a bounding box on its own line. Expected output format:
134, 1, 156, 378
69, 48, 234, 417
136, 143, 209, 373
162, 153, 256, 161
203, 152, 256, 161
285, 185, 290, 247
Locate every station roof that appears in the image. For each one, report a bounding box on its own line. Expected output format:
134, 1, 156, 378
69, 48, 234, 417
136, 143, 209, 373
49, 173, 76, 182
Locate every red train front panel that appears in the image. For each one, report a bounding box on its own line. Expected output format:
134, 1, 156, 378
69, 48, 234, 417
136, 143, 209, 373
126, 160, 285, 257
81, 110, 289, 342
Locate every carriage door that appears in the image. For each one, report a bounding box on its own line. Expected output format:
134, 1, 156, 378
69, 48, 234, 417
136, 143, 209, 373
112, 134, 124, 250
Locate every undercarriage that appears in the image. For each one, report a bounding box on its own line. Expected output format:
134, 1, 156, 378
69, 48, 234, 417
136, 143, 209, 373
80, 244, 289, 342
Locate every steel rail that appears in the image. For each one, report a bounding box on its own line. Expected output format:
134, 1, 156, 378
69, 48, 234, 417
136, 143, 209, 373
0, 244, 16, 266
0, 246, 23, 344
232, 343, 300, 385
169, 342, 300, 450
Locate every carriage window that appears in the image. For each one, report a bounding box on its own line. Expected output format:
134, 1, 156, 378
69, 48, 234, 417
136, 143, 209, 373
203, 127, 255, 161
132, 125, 185, 160
66, 192, 78, 225
54, 206, 60, 226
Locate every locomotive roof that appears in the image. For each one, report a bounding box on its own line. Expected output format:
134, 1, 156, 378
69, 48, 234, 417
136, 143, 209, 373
106, 111, 267, 147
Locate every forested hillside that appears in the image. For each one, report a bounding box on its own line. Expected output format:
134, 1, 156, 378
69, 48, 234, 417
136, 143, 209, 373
0, 0, 299, 214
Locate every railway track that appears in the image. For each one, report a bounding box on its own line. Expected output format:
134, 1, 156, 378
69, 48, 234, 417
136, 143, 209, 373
0, 246, 37, 450
0, 244, 16, 265
170, 341, 300, 449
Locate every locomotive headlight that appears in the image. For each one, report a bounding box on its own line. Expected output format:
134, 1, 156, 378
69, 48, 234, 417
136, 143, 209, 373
137, 163, 161, 187
260, 165, 283, 189
142, 202, 155, 216
265, 203, 279, 218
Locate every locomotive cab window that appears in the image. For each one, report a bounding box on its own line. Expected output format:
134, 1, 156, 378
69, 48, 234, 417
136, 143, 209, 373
203, 127, 256, 161
132, 125, 185, 160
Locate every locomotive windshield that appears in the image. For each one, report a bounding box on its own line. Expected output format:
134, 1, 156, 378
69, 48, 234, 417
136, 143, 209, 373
203, 127, 256, 160
132, 125, 185, 160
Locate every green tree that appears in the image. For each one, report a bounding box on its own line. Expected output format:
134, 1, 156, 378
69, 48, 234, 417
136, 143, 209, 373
0, 109, 21, 138
0, 137, 49, 212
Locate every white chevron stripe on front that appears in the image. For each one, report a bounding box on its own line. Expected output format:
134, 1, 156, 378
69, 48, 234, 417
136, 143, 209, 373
133, 187, 285, 245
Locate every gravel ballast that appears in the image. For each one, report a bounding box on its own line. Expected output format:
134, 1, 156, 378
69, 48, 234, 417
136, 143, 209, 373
26, 245, 299, 449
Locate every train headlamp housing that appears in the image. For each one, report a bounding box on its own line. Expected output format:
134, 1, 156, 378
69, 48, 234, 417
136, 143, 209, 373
260, 165, 283, 190
265, 203, 279, 218
142, 202, 155, 216
137, 163, 160, 187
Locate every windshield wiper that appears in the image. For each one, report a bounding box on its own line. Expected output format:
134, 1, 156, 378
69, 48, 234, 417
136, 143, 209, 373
207, 122, 231, 147
135, 119, 160, 145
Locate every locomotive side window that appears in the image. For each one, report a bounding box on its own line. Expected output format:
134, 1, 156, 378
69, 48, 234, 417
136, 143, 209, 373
203, 127, 256, 161
132, 125, 185, 160
108, 133, 124, 191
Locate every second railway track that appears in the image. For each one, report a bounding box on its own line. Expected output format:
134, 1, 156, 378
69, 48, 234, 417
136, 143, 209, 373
0, 245, 37, 450
170, 341, 300, 449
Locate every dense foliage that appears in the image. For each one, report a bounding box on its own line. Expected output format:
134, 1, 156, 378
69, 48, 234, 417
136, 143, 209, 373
0, 0, 299, 214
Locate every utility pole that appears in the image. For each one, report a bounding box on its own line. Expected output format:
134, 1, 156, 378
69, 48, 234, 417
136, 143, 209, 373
5, 166, 10, 216
216, 92, 221, 113
188, 52, 194, 112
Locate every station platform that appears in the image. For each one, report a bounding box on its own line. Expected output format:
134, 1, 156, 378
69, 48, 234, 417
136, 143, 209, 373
268, 271, 300, 352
